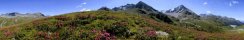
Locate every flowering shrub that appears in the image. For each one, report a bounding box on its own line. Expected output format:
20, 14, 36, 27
36, 31, 60, 40
95, 30, 115, 40
146, 30, 156, 37
3, 30, 13, 37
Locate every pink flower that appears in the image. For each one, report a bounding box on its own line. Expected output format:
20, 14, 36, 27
104, 32, 110, 37
95, 30, 115, 40
146, 30, 156, 37
92, 29, 97, 33
4, 31, 12, 37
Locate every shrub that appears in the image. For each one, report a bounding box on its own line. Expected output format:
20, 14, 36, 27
106, 25, 133, 38
35, 24, 59, 32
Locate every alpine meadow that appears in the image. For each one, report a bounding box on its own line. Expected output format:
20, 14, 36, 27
0, 0, 244, 40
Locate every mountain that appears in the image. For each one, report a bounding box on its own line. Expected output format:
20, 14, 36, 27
111, 1, 173, 23
98, 7, 111, 11
200, 14, 243, 26
241, 21, 244, 23
135, 1, 158, 13
0, 12, 45, 18
112, 1, 159, 14
164, 5, 200, 20
162, 5, 243, 29
0, 12, 45, 27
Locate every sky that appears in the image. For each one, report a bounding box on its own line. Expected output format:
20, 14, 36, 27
0, 0, 243, 20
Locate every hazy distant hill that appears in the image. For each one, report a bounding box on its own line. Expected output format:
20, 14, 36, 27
241, 21, 244, 23
0, 12, 45, 18
0, 12, 45, 27
200, 14, 243, 26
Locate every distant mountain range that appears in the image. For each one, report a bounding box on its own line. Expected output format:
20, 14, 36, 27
241, 21, 244, 23
0, 12, 45, 18
107, 1, 242, 26
0, 12, 46, 27
199, 14, 243, 26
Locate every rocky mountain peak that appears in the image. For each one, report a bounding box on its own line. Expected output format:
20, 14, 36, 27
137, 1, 145, 4
166, 5, 191, 13
177, 5, 187, 9
111, 1, 173, 23
98, 7, 111, 11
135, 1, 157, 11
112, 1, 157, 12
6, 12, 20, 16
136, 1, 148, 8
174, 5, 188, 12
164, 5, 200, 20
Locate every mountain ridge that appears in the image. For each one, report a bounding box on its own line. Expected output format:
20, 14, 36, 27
107, 1, 244, 33
164, 5, 200, 20
0, 12, 45, 18
200, 14, 243, 26
111, 1, 173, 23
0, 12, 46, 27
110, 1, 242, 26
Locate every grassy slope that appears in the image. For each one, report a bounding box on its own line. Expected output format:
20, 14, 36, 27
0, 11, 243, 40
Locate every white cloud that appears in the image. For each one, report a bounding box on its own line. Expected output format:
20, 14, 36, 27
203, 2, 208, 5
206, 11, 211, 14
229, 0, 239, 7
232, 1, 239, 4
229, 3, 233, 6
82, 2, 87, 4
80, 8, 91, 12
76, 2, 87, 8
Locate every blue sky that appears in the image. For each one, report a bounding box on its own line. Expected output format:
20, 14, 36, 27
0, 0, 243, 20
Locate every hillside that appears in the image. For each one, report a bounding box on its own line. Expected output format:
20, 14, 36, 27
0, 1, 243, 40
0, 11, 171, 40
0, 11, 243, 40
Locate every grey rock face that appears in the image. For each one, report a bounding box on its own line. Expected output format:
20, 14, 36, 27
164, 5, 200, 20
111, 1, 173, 23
